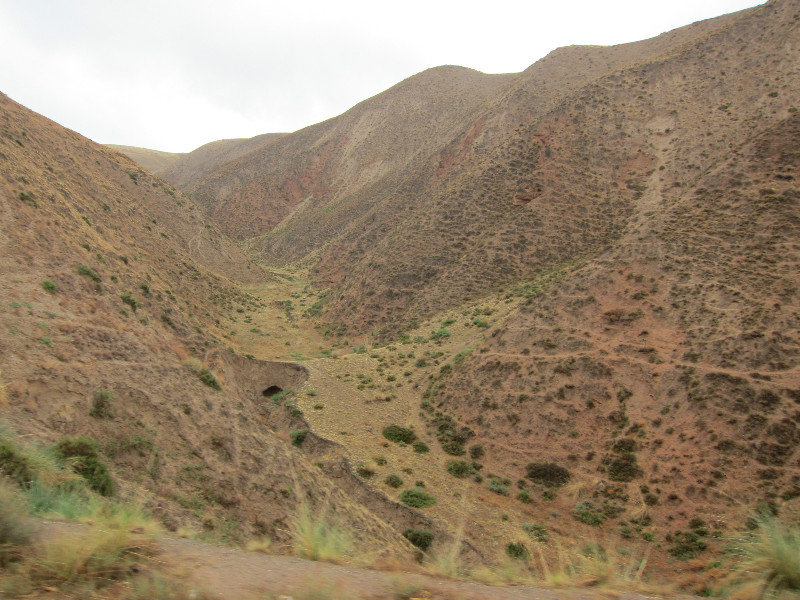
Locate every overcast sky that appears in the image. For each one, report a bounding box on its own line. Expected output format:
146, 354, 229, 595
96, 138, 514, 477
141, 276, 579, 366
1, 0, 761, 153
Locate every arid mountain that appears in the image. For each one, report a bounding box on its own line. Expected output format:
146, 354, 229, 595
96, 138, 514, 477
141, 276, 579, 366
118, 0, 797, 342
0, 93, 422, 557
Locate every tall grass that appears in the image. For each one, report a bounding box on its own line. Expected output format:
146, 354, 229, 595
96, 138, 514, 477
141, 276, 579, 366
0, 478, 34, 564
733, 516, 800, 597
289, 500, 353, 562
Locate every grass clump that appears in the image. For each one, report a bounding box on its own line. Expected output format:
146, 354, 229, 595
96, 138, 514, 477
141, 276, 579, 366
197, 368, 221, 390
76, 264, 101, 283
399, 487, 436, 508
289, 501, 352, 562
384, 474, 403, 488
41, 279, 57, 294
403, 528, 434, 551
89, 388, 114, 419
732, 515, 800, 595
53, 437, 114, 497
290, 429, 308, 447
506, 542, 529, 560
382, 425, 416, 444
0, 479, 33, 564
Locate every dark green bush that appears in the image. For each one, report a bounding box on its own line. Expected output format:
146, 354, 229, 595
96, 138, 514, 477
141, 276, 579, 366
42, 280, 57, 294
0, 440, 33, 486
290, 429, 308, 447
53, 437, 114, 496
89, 389, 114, 419
356, 464, 375, 478
612, 438, 637, 453
668, 531, 708, 559
403, 528, 434, 551
506, 542, 529, 559
382, 425, 416, 444
469, 444, 485, 460
526, 461, 571, 487
412, 441, 429, 454
399, 487, 435, 508
607, 453, 642, 482
441, 441, 465, 456
517, 489, 532, 503
384, 474, 403, 488
198, 368, 221, 390
446, 460, 474, 479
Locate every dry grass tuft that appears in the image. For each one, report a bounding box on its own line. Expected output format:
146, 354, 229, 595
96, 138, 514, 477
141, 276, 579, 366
289, 500, 353, 563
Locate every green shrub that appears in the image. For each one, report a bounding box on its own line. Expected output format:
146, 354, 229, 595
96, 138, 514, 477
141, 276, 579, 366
399, 487, 435, 508
382, 425, 416, 444
197, 368, 221, 390
607, 453, 642, 482
469, 444, 485, 459
430, 328, 451, 341
403, 528, 434, 551
525, 461, 570, 487
42, 280, 57, 294
446, 460, 473, 479
517, 489, 532, 503
488, 479, 509, 495
76, 264, 101, 282
573, 502, 605, 526
412, 441, 429, 454
0, 439, 34, 486
53, 437, 114, 496
89, 389, 114, 419
384, 474, 403, 488
506, 542, 529, 560
522, 523, 549, 542
668, 531, 707, 559
290, 429, 308, 447
441, 441, 465, 456
120, 293, 142, 312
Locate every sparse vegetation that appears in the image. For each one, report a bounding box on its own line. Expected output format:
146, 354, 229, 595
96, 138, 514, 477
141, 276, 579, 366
41, 279, 57, 294
289, 501, 353, 562
89, 388, 114, 419
399, 487, 435, 508
197, 368, 221, 390
403, 528, 434, 551
382, 425, 416, 444
290, 429, 308, 447
525, 462, 570, 487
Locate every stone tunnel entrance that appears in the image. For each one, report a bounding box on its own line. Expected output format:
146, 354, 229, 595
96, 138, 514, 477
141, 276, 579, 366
262, 385, 283, 398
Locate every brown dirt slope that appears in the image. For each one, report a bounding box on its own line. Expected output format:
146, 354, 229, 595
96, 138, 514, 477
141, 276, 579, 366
431, 103, 800, 569
0, 92, 420, 557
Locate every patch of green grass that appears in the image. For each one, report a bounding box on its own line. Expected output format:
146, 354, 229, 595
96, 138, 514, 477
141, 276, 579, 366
412, 441, 429, 454
41, 280, 57, 294
446, 460, 474, 479
76, 264, 101, 283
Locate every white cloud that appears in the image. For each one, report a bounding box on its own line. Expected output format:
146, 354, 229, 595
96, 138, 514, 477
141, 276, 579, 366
0, 0, 762, 152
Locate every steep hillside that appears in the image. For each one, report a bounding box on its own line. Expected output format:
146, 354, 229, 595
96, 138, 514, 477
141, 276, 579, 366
165, 1, 797, 341
428, 105, 800, 575
105, 144, 181, 174
0, 93, 420, 557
